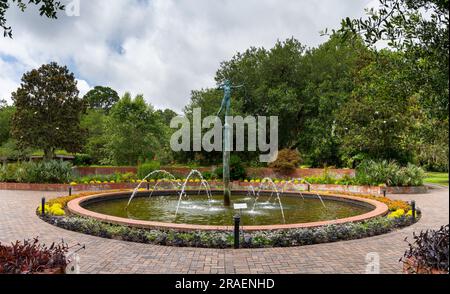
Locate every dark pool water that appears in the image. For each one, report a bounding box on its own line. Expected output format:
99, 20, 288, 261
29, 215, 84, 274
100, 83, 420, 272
83, 194, 372, 226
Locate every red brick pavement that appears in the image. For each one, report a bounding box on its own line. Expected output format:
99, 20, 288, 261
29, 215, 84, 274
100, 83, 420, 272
0, 187, 447, 274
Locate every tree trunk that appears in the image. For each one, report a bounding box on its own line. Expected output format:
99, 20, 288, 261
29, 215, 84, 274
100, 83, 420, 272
43, 148, 55, 161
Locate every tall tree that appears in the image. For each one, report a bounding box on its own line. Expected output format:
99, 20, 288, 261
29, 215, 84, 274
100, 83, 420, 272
83, 86, 120, 113
104, 93, 164, 165
336, 51, 420, 165
156, 108, 178, 125
11, 62, 86, 160
1, 0, 65, 37
336, 0, 449, 170
0, 99, 14, 145
80, 108, 108, 164
336, 0, 449, 119
298, 34, 370, 166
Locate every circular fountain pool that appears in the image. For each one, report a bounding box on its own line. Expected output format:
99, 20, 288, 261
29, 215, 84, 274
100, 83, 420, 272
67, 190, 389, 231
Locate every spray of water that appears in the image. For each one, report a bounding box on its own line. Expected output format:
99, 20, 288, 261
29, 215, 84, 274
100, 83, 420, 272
175, 170, 212, 217
126, 170, 179, 208
251, 177, 286, 223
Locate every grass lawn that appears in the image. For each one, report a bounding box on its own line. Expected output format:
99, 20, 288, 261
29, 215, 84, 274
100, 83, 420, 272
424, 172, 449, 186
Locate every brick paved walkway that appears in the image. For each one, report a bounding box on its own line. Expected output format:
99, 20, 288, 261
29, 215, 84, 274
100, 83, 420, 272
0, 187, 448, 274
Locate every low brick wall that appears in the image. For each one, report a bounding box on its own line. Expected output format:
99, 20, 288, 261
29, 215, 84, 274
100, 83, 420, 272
386, 186, 428, 194
0, 181, 427, 195
0, 182, 137, 192
72, 166, 355, 179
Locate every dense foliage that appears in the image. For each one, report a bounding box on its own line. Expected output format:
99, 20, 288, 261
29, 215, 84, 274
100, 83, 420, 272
83, 86, 120, 113
0, 160, 73, 183
137, 161, 161, 179
103, 93, 169, 166
269, 149, 301, 172
337, 0, 449, 171
355, 160, 425, 186
214, 154, 247, 180
11, 62, 86, 161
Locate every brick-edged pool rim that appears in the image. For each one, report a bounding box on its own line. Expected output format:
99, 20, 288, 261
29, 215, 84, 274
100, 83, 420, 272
67, 190, 389, 232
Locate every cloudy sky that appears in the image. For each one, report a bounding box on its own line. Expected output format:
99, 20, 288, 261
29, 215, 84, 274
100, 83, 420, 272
0, 0, 374, 112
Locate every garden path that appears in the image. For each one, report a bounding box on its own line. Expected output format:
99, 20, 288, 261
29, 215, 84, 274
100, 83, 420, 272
0, 187, 447, 274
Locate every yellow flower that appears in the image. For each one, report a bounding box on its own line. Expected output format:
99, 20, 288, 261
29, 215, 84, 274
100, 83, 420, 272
406, 210, 417, 218
388, 209, 406, 219
69, 182, 78, 186
37, 204, 50, 214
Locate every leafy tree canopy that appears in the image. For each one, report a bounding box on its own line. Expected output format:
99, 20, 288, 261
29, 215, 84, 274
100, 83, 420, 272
334, 0, 449, 119
11, 62, 86, 160
83, 86, 120, 113
104, 93, 165, 166
1, 0, 65, 37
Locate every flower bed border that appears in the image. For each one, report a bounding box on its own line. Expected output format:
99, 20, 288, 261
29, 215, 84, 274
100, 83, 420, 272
66, 190, 389, 232
42, 214, 417, 249
38, 190, 419, 249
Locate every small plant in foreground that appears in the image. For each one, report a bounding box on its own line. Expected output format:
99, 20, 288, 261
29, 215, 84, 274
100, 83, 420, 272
0, 238, 68, 274
401, 225, 449, 274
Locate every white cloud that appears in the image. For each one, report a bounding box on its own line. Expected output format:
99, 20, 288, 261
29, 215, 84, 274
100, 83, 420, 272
76, 79, 92, 97
0, 0, 371, 111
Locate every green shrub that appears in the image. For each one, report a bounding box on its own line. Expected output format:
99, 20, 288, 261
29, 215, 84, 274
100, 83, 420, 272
73, 154, 93, 166
355, 160, 424, 186
137, 161, 161, 179
0, 163, 19, 182
269, 149, 301, 172
27, 161, 74, 183
200, 171, 217, 180
0, 161, 73, 183
214, 155, 246, 180
401, 163, 425, 186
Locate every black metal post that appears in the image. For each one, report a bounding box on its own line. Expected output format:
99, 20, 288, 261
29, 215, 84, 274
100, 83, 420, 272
411, 200, 416, 221
307, 184, 311, 192
69, 186, 72, 196
234, 215, 240, 249
41, 197, 46, 217
383, 189, 386, 197
146, 182, 150, 190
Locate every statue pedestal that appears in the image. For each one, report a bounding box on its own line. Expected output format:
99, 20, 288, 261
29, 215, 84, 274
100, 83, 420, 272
223, 121, 231, 206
